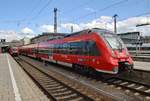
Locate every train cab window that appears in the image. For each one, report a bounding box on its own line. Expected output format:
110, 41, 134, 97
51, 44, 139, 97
88, 41, 100, 56
104, 35, 123, 50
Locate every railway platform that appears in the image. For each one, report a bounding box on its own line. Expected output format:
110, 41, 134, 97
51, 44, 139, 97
134, 61, 150, 72
0, 53, 49, 101
132, 55, 150, 62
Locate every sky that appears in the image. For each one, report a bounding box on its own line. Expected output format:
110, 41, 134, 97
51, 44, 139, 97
0, 0, 150, 41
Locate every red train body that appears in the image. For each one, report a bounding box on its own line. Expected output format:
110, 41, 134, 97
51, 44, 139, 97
19, 28, 133, 74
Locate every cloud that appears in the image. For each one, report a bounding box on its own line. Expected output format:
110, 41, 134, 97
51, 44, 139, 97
80, 16, 113, 29
0, 27, 35, 42
39, 25, 54, 32
61, 23, 81, 32
61, 16, 113, 32
19, 27, 35, 39
0, 30, 19, 42
117, 17, 150, 35
1, 16, 150, 42
17, 32, 35, 39
21, 27, 34, 34
61, 16, 150, 36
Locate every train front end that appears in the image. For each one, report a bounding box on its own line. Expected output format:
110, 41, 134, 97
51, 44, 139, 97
104, 34, 133, 73
94, 28, 133, 74
9, 47, 19, 56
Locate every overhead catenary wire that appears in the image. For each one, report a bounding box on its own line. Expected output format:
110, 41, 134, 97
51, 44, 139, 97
25, 0, 93, 26
61, 0, 94, 15
0, 0, 53, 27
71, 0, 128, 22
0, 0, 126, 26
0, 0, 149, 29
26, 0, 43, 19
28, 0, 53, 21
118, 11, 150, 22
23, 0, 53, 27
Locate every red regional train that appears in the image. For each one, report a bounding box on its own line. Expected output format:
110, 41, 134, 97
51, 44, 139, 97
19, 28, 133, 74
9, 47, 19, 56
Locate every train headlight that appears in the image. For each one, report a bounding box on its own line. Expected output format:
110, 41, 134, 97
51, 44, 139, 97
112, 50, 116, 57
112, 67, 118, 73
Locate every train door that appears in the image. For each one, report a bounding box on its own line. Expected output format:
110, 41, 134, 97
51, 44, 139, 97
36, 43, 40, 59
86, 40, 100, 69
84, 41, 90, 66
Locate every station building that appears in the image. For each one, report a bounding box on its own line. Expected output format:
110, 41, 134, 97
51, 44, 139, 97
117, 32, 141, 45
141, 36, 150, 43
0, 44, 9, 53
0, 39, 25, 53
0, 39, 9, 53
118, 31, 150, 45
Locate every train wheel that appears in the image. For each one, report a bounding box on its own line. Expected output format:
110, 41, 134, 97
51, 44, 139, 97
73, 64, 79, 71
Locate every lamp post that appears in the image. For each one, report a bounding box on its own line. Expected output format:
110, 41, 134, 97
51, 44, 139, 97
113, 14, 118, 33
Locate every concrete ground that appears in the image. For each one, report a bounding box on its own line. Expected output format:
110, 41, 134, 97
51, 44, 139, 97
0, 53, 49, 101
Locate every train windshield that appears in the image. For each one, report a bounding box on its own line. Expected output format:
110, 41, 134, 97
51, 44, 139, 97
103, 34, 125, 50
93, 29, 125, 50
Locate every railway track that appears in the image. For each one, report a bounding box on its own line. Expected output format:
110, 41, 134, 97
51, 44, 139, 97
15, 57, 94, 101
18, 55, 150, 100
105, 77, 150, 96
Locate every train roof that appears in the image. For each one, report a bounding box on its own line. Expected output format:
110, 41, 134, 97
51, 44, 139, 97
64, 28, 114, 38
38, 28, 114, 41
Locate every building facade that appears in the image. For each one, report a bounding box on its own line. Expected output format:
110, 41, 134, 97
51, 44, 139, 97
141, 36, 150, 43
118, 31, 150, 45
117, 32, 141, 44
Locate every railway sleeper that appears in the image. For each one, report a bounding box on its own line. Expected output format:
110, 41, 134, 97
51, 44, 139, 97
50, 88, 68, 93
120, 82, 128, 85
55, 93, 77, 100
127, 83, 136, 87
44, 82, 59, 87
68, 97, 83, 101
46, 85, 64, 90
37, 76, 52, 79
54, 92, 76, 98
113, 80, 122, 84
136, 86, 144, 90
39, 80, 56, 83
145, 89, 150, 93
52, 91, 72, 96
43, 83, 60, 88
